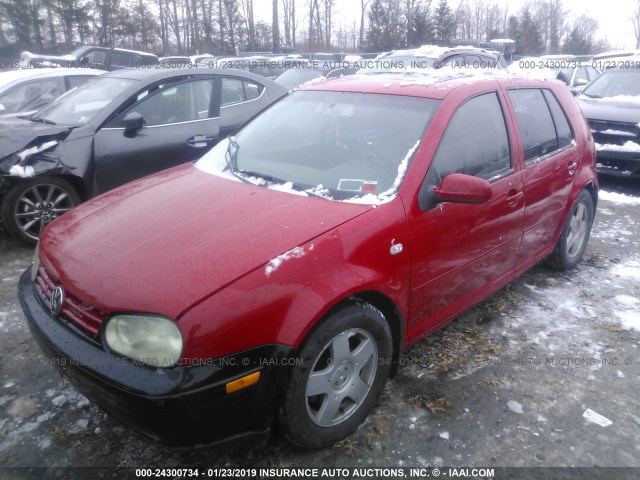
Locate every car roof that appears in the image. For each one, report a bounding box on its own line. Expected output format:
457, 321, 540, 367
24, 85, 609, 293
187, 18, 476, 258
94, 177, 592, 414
101, 67, 272, 84
385, 44, 499, 59
298, 70, 557, 99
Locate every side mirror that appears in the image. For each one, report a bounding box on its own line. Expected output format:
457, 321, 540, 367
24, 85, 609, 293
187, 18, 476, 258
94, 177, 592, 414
122, 112, 145, 135
434, 173, 492, 204
574, 78, 589, 86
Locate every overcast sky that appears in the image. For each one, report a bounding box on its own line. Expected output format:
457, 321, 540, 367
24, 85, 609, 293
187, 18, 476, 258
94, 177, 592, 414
254, 0, 639, 50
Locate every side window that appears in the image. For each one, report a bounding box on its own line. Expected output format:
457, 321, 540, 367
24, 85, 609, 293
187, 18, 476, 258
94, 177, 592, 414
507, 89, 558, 164
111, 52, 133, 68
542, 89, 574, 149
131, 79, 214, 126
244, 80, 264, 101
429, 92, 511, 182
575, 67, 588, 83
221, 78, 264, 106
221, 78, 244, 106
419, 92, 511, 210
585, 66, 599, 81
0, 77, 64, 114
441, 55, 465, 68
84, 50, 107, 69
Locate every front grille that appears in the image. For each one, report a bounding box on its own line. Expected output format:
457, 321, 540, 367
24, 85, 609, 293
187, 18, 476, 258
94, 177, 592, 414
35, 267, 105, 337
588, 119, 640, 146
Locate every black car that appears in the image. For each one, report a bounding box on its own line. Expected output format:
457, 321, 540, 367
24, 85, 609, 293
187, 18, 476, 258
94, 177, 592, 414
0, 68, 288, 244
575, 69, 640, 177
20, 46, 159, 71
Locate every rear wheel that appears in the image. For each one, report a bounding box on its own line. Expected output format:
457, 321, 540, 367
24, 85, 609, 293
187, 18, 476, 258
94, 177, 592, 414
2, 177, 81, 246
279, 302, 392, 449
548, 190, 594, 270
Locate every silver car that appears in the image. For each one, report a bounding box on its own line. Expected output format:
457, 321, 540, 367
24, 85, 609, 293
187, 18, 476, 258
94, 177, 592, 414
0, 68, 104, 118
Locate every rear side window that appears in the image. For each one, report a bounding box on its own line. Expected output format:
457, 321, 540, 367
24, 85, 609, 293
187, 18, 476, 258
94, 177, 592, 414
111, 52, 134, 68
221, 78, 264, 106
542, 89, 573, 149
508, 89, 558, 164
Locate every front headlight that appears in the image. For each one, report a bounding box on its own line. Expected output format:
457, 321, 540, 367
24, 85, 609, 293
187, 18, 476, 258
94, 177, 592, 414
104, 315, 183, 368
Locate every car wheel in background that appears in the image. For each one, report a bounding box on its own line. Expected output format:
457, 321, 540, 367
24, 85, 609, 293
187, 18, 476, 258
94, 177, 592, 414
2, 177, 81, 246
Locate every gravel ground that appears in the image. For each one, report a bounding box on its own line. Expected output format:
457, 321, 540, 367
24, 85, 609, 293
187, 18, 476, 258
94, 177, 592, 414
0, 177, 639, 480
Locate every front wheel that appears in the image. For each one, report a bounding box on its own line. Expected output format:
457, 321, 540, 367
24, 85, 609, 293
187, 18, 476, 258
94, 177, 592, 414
548, 190, 594, 270
2, 177, 81, 246
279, 302, 392, 449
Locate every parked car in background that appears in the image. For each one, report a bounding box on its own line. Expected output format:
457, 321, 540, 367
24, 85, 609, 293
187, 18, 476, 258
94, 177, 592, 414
592, 49, 640, 69
358, 45, 507, 74
508, 57, 600, 94
0, 67, 103, 118
274, 63, 357, 90
575, 68, 640, 177
0, 68, 287, 244
18, 71, 597, 450
158, 56, 192, 68
20, 46, 158, 70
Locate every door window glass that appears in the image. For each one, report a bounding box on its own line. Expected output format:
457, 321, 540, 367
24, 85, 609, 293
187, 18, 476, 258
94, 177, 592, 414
542, 89, 574, 149
132, 79, 214, 126
429, 92, 511, 182
508, 89, 558, 164
111, 52, 134, 68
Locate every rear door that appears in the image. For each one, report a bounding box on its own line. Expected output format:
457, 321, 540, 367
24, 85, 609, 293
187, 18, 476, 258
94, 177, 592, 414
93, 75, 221, 193
505, 88, 577, 268
406, 89, 525, 338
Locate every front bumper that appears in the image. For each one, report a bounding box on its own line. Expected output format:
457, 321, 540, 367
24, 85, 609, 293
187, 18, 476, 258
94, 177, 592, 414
18, 268, 296, 448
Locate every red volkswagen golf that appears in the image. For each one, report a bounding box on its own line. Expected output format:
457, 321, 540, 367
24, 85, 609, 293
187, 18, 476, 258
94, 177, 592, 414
19, 71, 598, 449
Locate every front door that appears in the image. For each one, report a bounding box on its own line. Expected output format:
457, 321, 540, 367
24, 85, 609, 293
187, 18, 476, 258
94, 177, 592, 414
406, 91, 525, 339
93, 76, 221, 194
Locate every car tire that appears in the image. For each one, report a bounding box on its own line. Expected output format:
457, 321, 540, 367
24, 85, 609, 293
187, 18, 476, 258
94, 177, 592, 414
2, 177, 81, 246
548, 190, 594, 271
279, 301, 392, 449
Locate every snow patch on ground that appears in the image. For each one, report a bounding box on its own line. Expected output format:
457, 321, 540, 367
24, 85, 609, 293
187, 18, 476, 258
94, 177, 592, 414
599, 190, 640, 206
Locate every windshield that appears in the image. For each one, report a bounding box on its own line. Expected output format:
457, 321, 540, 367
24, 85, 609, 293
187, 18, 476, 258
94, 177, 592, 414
580, 70, 640, 99
34, 77, 137, 126
68, 46, 90, 58
197, 90, 440, 203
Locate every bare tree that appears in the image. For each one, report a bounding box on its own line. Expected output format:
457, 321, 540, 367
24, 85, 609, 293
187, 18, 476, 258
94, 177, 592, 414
633, 0, 640, 49
359, 0, 371, 49
272, 0, 280, 51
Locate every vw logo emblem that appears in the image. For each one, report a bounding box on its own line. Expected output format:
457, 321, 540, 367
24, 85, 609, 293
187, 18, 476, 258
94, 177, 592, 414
50, 286, 64, 316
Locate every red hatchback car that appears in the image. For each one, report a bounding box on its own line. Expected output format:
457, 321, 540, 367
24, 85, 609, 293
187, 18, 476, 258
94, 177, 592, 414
19, 71, 598, 449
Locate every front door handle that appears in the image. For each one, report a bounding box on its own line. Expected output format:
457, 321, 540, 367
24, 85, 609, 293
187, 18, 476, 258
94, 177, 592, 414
506, 190, 523, 208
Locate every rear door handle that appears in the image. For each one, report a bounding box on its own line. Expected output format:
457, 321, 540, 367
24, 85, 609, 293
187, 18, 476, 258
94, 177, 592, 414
506, 190, 523, 208
568, 160, 577, 175
187, 135, 213, 148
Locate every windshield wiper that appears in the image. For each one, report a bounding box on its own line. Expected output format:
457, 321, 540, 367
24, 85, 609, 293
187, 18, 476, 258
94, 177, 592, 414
238, 169, 323, 198
224, 137, 254, 185
30, 117, 57, 125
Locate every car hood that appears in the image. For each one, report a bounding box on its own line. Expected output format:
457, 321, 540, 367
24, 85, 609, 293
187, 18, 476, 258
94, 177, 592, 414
40, 165, 373, 319
577, 96, 640, 124
0, 120, 73, 175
